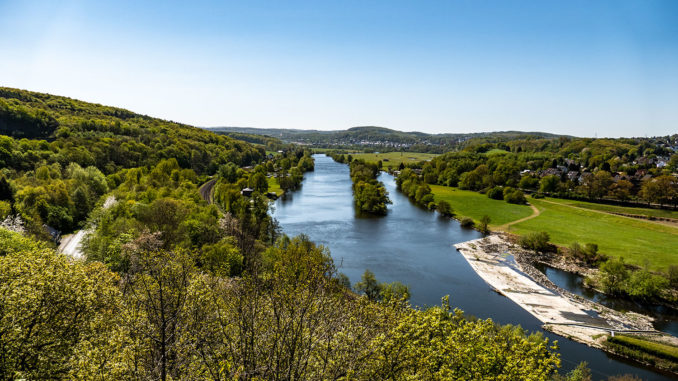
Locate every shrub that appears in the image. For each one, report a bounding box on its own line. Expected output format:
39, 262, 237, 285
436, 200, 454, 217
486, 186, 504, 200
504, 189, 527, 204
668, 265, 678, 288
626, 269, 669, 299
519, 232, 550, 252
460, 217, 474, 228
479, 215, 491, 234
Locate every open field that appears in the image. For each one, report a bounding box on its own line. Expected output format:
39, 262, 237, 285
430, 185, 533, 226
553, 198, 678, 221
512, 198, 678, 270
429, 186, 678, 270
351, 152, 438, 169
267, 177, 284, 196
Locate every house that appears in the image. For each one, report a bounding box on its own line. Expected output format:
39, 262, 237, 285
241, 187, 254, 197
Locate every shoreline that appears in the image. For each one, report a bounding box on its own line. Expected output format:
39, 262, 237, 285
454, 234, 678, 375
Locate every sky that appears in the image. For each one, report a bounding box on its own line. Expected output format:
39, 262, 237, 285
1, 1, 677, 137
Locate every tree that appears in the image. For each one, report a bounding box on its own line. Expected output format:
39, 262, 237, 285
436, 200, 454, 217
608, 180, 633, 201
122, 247, 195, 381
539, 175, 560, 194
597, 258, 630, 295
355, 269, 382, 301
519, 232, 550, 252
248, 172, 269, 193
480, 215, 491, 234
0, 229, 120, 380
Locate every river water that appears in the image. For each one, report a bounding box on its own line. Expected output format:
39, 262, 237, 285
272, 155, 676, 381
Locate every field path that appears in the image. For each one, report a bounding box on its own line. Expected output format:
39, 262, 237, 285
497, 203, 540, 231
538, 199, 678, 231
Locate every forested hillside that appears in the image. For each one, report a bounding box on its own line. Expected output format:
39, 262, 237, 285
0, 87, 574, 380
211, 125, 566, 153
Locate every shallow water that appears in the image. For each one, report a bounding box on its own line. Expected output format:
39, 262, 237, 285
273, 155, 676, 380
535, 263, 678, 337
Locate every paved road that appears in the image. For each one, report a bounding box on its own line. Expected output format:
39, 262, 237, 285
58, 196, 116, 259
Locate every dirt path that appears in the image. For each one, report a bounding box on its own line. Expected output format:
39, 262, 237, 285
496, 203, 541, 232
538, 199, 678, 230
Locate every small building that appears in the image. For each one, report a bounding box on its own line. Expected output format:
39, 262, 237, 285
241, 187, 254, 197
266, 192, 278, 200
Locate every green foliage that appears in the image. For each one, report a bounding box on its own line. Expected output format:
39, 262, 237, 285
355, 269, 382, 301
460, 217, 475, 228
604, 335, 678, 372
626, 268, 669, 299
568, 242, 607, 265
504, 187, 527, 204
349, 160, 391, 215
519, 231, 551, 252
436, 199, 454, 216
0, 229, 120, 380
480, 215, 491, 234
487, 186, 504, 200
597, 258, 630, 295
0, 200, 10, 219
552, 362, 591, 381
354, 269, 411, 302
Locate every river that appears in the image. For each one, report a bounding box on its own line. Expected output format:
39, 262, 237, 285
272, 154, 676, 381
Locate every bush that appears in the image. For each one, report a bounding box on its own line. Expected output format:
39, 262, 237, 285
460, 217, 474, 228
504, 189, 527, 204
487, 186, 504, 200
436, 200, 454, 217
479, 215, 491, 234
519, 232, 550, 252
626, 269, 669, 299
568, 242, 607, 265
668, 265, 678, 288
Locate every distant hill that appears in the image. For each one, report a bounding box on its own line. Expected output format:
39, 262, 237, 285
208, 126, 569, 153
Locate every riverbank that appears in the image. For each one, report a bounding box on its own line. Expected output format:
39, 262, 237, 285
455, 234, 678, 374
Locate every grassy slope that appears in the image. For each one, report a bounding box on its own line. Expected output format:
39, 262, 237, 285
267, 177, 283, 196
554, 199, 678, 220
351, 152, 438, 169
512, 198, 678, 270
430, 185, 533, 226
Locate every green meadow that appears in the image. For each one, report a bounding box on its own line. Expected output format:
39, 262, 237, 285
430, 185, 533, 227
351, 152, 438, 169
267, 177, 284, 196
512, 198, 678, 270
430, 186, 678, 270
552, 198, 678, 220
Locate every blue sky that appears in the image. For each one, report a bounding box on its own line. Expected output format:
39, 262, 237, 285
1, 0, 677, 137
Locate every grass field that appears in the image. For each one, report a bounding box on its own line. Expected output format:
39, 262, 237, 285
429, 186, 678, 270
267, 177, 283, 196
511, 198, 678, 270
430, 185, 533, 227
553, 198, 678, 220
350, 152, 438, 169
